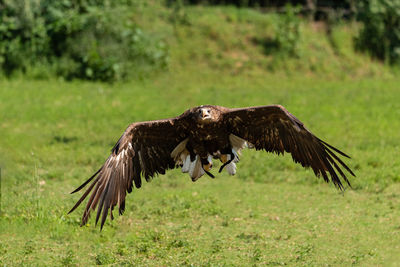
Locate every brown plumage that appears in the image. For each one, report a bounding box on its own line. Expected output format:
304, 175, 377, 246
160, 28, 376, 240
69, 105, 355, 229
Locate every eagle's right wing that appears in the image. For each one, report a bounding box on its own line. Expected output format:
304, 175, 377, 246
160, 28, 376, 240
68, 118, 188, 229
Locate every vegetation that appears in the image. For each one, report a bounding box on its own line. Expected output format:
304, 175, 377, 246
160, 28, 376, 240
272, 5, 301, 57
172, 0, 353, 9
355, 0, 400, 65
1, 2, 400, 266
0, 0, 168, 81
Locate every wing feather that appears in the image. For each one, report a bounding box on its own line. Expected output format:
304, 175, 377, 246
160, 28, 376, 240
69, 118, 187, 229
223, 105, 354, 189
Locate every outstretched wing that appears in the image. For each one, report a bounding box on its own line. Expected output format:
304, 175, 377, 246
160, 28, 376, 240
69, 118, 187, 229
222, 105, 355, 189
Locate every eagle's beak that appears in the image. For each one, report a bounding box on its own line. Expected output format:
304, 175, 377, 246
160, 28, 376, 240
202, 109, 211, 119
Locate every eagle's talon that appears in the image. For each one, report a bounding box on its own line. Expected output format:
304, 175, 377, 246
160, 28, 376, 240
202, 162, 212, 172
219, 160, 232, 173
220, 154, 228, 164
204, 170, 215, 178
219, 151, 236, 173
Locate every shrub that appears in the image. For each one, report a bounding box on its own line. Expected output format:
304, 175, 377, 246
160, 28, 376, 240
0, 0, 168, 81
274, 4, 301, 57
355, 0, 400, 65
251, 4, 301, 60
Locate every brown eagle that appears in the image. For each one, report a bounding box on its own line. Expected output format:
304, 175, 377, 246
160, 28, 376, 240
69, 105, 355, 229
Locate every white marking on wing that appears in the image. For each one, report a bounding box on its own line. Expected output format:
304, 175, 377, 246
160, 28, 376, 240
225, 162, 236, 175
115, 149, 127, 166
207, 155, 212, 164
229, 134, 247, 155
189, 155, 205, 180
188, 156, 197, 177
171, 138, 189, 160
232, 148, 239, 163
181, 155, 191, 173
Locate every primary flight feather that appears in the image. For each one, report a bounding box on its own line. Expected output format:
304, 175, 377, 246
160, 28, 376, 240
69, 105, 355, 229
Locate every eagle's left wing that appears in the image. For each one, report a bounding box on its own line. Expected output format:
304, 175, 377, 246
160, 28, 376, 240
69, 118, 187, 229
222, 105, 355, 189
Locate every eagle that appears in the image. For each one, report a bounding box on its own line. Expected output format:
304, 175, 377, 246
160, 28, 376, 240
69, 105, 355, 229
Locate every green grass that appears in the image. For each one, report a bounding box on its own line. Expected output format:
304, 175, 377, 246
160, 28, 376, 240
1, 2, 400, 266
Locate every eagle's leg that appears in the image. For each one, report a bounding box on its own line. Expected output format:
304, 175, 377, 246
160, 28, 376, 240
218, 152, 235, 173
218, 146, 236, 173
185, 142, 213, 179
201, 155, 215, 178
201, 156, 213, 171
186, 142, 197, 162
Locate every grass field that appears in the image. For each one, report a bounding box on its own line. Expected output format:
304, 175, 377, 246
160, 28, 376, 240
1, 3, 400, 266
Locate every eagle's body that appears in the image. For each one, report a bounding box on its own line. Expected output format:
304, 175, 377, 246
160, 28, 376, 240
69, 105, 355, 229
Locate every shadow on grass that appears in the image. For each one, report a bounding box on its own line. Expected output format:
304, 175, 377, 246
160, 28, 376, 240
251, 36, 280, 56
51, 135, 78, 144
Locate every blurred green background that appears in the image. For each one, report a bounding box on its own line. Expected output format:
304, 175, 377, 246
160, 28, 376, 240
1, 0, 400, 265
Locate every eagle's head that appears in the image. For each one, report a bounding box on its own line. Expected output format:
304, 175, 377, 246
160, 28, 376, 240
193, 105, 218, 124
